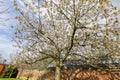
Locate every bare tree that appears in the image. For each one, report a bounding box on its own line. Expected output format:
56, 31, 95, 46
0, 54, 6, 64
13, 0, 120, 80
0, 53, 3, 63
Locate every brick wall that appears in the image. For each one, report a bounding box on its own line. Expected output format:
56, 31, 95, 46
0, 64, 5, 76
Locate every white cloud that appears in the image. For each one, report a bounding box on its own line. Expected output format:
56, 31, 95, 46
0, 0, 14, 30
0, 34, 17, 62
111, 0, 120, 9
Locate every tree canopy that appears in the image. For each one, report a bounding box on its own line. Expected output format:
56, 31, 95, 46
13, 0, 120, 80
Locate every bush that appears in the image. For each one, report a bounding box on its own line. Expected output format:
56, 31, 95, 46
2, 66, 18, 78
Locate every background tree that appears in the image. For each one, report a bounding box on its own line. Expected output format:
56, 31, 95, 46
0, 54, 6, 64
10, 52, 51, 70
0, 54, 3, 63
13, 0, 120, 80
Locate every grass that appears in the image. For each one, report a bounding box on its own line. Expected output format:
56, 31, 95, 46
0, 78, 19, 80
0, 77, 34, 80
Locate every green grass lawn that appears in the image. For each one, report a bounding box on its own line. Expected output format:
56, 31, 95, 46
0, 78, 19, 80
0, 78, 33, 80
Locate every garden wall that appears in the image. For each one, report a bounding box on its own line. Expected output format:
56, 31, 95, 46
0, 64, 5, 76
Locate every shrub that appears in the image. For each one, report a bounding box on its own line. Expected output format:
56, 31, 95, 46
2, 66, 18, 78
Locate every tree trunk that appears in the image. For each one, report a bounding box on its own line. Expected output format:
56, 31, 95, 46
55, 61, 61, 80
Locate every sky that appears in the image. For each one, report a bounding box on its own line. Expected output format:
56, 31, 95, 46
0, 0, 120, 63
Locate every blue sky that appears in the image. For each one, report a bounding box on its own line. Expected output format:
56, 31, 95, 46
0, 0, 19, 62
0, 0, 120, 63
